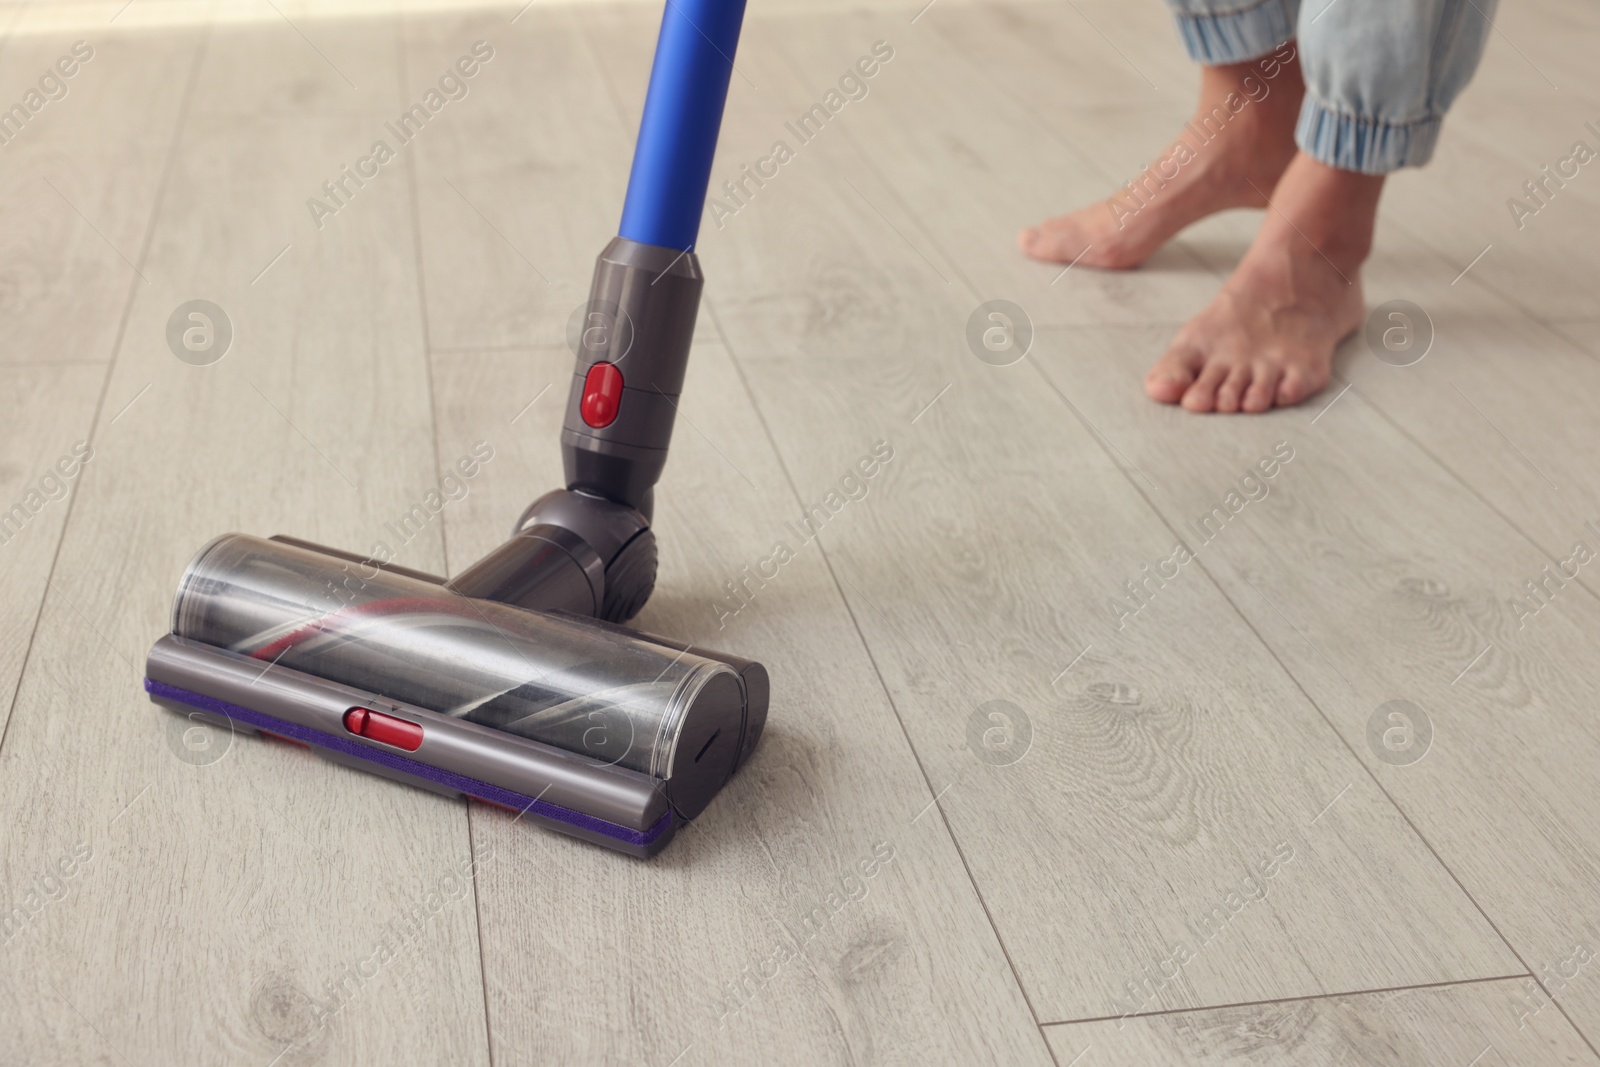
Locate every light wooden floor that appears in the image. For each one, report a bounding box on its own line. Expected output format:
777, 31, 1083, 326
2, 0, 1598, 1062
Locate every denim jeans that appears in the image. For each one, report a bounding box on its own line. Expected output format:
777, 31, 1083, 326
1163, 0, 1497, 172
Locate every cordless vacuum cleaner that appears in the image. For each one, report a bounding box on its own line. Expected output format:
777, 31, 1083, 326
144, 0, 756, 858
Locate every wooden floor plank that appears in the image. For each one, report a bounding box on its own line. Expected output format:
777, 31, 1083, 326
0, 20, 491, 1066
728, 346, 1523, 1021
402, 6, 635, 352
0, 23, 203, 730
0, 27, 198, 367
893, 1, 1600, 644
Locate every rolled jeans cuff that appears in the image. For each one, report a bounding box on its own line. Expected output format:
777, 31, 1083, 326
1172, 0, 1297, 64
1295, 93, 1444, 173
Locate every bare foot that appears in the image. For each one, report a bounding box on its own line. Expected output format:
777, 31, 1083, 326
1019, 47, 1303, 269
1145, 152, 1384, 413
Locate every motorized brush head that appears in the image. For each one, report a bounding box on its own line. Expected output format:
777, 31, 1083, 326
167, 533, 760, 822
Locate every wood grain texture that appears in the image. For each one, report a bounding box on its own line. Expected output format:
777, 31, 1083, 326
0, 19, 491, 1066
401, 7, 636, 352
1030, 321, 1600, 1043
0, 27, 197, 366
727, 350, 1522, 1022
1000, 36, 1600, 1042
672, 8, 1521, 1025
1044, 978, 1596, 1066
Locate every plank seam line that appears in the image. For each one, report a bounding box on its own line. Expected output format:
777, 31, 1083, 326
923, 10, 1224, 284
396, 11, 498, 1067
0, 23, 212, 760
768, 38, 976, 296
1341, 376, 1600, 616
1038, 970, 1534, 1028
1381, 210, 1600, 373
569, 22, 1049, 1059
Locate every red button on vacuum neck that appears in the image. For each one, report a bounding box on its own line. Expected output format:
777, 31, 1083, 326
581, 362, 623, 428
343, 707, 423, 751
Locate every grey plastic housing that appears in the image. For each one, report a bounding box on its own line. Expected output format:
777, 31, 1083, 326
445, 523, 603, 617
549, 611, 768, 776
436, 489, 659, 624
147, 634, 675, 853
563, 237, 703, 514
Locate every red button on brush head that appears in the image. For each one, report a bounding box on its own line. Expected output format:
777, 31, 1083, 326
581, 362, 623, 428
343, 707, 424, 751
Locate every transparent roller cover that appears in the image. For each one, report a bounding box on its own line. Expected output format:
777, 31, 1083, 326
171, 534, 745, 807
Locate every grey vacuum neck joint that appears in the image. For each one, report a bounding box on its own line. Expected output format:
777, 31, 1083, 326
563, 237, 703, 514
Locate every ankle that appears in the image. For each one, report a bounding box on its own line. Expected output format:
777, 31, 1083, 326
1190, 52, 1303, 130
1268, 153, 1384, 268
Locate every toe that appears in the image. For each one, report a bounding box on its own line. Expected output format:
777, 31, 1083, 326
1145, 342, 1204, 404
1276, 363, 1329, 407
1242, 363, 1283, 412
1214, 365, 1251, 413
1181, 361, 1229, 413
1277, 366, 1306, 406
1021, 221, 1088, 265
